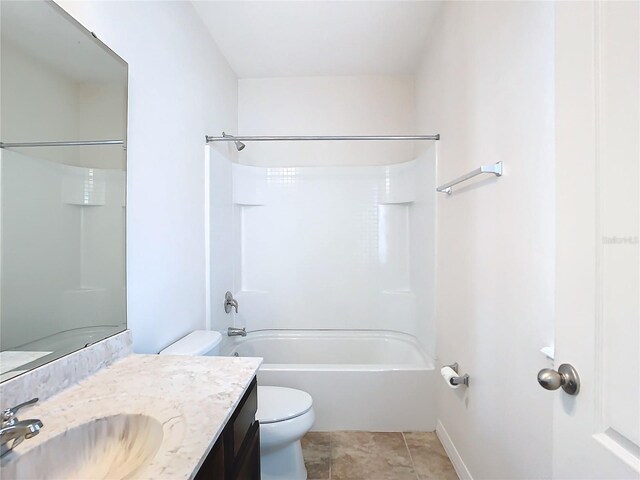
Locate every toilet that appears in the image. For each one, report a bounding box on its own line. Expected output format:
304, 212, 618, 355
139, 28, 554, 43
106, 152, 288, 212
257, 386, 314, 480
159, 330, 315, 480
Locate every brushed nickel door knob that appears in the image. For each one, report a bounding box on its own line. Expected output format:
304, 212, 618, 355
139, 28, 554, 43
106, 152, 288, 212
537, 363, 580, 395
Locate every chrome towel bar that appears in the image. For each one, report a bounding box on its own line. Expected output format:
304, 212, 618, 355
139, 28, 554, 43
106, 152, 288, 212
437, 161, 503, 195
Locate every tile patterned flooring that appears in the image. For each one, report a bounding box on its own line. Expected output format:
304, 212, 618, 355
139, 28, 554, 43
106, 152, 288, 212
301, 431, 458, 480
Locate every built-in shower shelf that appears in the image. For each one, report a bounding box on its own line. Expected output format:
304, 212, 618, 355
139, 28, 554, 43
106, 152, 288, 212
64, 202, 105, 206
378, 200, 414, 205
61, 165, 107, 205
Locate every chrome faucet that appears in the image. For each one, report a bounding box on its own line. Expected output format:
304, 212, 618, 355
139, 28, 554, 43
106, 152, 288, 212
1, 398, 43, 457
224, 291, 238, 314
228, 327, 247, 337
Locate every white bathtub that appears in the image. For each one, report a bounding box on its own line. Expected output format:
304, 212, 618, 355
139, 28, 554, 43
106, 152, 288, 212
223, 330, 436, 431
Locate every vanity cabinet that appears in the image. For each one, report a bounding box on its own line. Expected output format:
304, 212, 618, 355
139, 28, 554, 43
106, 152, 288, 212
195, 377, 260, 480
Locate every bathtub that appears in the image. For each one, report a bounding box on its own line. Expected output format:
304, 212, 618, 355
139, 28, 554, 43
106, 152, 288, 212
223, 330, 436, 431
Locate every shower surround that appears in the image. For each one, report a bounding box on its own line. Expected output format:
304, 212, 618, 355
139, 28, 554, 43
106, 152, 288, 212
208, 146, 437, 430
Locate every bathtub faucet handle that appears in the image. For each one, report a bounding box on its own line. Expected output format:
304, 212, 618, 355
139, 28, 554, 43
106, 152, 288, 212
224, 291, 238, 314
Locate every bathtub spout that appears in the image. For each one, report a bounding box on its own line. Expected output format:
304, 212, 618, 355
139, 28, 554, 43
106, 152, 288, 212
228, 327, 247, 337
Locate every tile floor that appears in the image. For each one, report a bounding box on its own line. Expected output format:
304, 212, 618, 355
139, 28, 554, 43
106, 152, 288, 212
301, 431, 458, 480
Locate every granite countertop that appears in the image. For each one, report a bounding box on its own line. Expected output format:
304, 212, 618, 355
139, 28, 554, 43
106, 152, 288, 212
2, 354, 262, 479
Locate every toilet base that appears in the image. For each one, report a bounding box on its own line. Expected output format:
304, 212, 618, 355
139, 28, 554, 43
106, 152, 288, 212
258, 397, 315, 480
260, 440, 308, 480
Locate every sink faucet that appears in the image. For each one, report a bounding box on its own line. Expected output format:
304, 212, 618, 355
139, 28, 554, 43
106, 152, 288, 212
1, 398, 43, 457
228, 327, 247, 337
224, 291, 238, 314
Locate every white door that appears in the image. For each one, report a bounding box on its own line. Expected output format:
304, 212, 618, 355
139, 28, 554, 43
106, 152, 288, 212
553, 1, 639, 478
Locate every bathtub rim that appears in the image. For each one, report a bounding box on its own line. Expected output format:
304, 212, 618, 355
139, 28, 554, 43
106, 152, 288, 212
223, 328, 435, 371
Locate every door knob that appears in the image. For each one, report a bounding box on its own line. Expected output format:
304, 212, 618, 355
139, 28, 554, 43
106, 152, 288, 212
537, 363, 580, 395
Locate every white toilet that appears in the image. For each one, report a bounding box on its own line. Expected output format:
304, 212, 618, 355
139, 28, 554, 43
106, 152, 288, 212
159, 330, 315, 480
257, 386, 314, 480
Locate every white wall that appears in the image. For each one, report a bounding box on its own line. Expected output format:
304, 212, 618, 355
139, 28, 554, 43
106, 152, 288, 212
238, 76, 416, 166
58, 1, 238, 353
76, 82, 127, 170
0, 38, 126, 170
416, 2, 555, 479
0, 39, 79, 165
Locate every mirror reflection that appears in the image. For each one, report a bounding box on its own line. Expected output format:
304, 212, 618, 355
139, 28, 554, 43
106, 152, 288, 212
0, 1, 128, 381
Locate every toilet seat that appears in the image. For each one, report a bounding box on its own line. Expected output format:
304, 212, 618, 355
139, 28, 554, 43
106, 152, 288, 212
257, 386, 313, 424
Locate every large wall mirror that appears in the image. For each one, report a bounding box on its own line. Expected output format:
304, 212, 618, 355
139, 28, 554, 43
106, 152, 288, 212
0, 1, 128, 381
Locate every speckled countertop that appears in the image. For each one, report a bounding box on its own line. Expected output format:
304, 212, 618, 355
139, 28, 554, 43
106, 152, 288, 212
1, 354, 262, 479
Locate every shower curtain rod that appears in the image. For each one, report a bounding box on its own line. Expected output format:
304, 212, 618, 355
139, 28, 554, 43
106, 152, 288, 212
0, 140, 124, 148
205, 134, 440, 142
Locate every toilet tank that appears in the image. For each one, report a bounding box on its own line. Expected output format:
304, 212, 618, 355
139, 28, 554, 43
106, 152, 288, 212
159, 330, 223, 356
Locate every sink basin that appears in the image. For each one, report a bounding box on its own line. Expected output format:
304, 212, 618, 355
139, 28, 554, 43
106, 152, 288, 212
1, 414, 164, 479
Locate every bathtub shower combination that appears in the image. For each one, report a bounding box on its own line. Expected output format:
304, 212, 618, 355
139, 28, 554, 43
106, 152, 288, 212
209, 145, 438, 432
224, 330, 435, 431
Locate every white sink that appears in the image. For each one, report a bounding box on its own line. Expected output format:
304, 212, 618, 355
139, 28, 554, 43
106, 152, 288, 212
1, 414, 164, 479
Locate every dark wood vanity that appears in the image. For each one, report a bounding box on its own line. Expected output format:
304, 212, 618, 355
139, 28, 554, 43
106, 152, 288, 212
195, 377, 260, 480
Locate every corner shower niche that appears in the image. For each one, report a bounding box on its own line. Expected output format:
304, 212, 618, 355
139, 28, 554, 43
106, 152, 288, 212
213, 148, 436, 358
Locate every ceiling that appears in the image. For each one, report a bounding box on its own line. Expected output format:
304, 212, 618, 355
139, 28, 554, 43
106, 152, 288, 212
192, 1, 442, 78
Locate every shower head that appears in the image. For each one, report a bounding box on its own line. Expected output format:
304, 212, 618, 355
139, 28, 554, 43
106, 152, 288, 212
222, 132, 246, 151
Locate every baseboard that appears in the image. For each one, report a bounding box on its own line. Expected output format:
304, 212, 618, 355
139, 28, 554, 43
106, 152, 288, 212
436, 420, 473, 480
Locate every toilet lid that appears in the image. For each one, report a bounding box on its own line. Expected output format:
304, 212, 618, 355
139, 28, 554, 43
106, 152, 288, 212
257, 386, 313, 424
